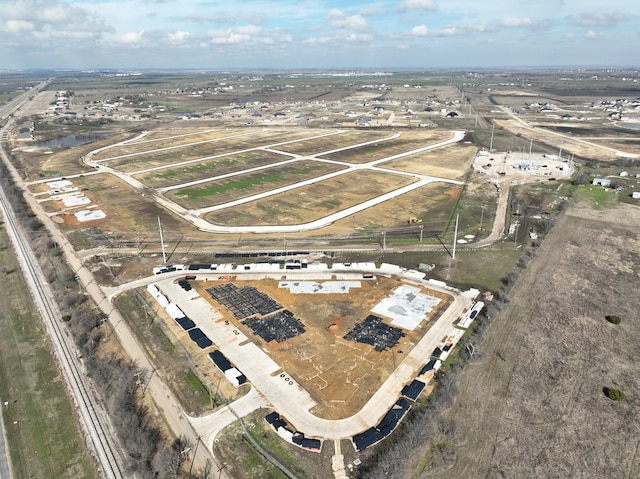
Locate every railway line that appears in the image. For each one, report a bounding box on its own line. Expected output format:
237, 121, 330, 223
0, 112, 125, 477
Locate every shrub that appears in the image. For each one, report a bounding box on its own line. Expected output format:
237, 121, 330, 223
603, 387, 626, 401
605, 315, 622, 325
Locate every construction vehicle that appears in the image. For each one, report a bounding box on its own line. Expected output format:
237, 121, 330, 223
408, 217, 422, 224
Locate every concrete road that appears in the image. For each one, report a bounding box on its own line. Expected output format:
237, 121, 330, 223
0, 403, 12, 479
147, 267, 475, 448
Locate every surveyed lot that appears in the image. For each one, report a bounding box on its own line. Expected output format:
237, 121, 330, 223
204, 170, 418, 226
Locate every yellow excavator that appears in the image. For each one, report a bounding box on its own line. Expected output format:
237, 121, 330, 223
408, 217, 422, 224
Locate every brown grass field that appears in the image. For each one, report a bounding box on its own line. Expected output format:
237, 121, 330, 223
132, 150, 291, 188
101, 129, 319, 172
322, 131, 452, 164
193, 277, 452, 419
412, 198, 640, 478
273, 130, 392, 156
204, 170, 418, 226
382, 144, 476, 180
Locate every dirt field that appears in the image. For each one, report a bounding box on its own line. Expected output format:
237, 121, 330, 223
414, 198, 640, 478
204, 170, 418, 226
322, 131, 451, 164
274, 130, 391, 156
383, 144, 476, 180
194, 277, 452, 419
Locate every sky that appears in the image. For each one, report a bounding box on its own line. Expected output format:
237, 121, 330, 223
0, 0, 638, 70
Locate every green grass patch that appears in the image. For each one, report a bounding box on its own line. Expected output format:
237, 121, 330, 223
603, 387, 626, 401
605, 315, 622, 325
183, 370, 211, 408
178, 165, 320, 200
0, 229, 97, 479
575, 185, 618, 209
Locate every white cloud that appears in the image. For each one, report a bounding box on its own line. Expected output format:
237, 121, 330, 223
345, 33, 373, 42
501, 16, 551, 31
411, 25, 429, 36
303, 36, 333, 46
234, 24, 262, 36
113, 31, 145, 45
570, 12, 626, 27
436, 26, 461, 36
584, 29, 601, 39
2, 20, 35, 32
167, 31, 190, 44
260, 32, 292, 44
0, 0, 111, 45
327, 9, 369, 30
208, 30, 251, 44
502, 17, 534, 27
397, 0, 438, 12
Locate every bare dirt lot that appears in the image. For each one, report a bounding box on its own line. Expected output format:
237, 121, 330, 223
415, 199, 640, 478
322, 131, 451, 164
274, 130, 392, 156
194, 277, 452, 419
383, 144, 476, 180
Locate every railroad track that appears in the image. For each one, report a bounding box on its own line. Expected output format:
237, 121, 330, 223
0, 134, 125, 477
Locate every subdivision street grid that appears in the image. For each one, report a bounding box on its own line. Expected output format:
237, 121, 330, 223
80, 128, 465, 233
105, 263, 479, 465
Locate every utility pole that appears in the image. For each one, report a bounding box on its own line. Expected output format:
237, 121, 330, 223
419, 224, 424, 243
158, 216, 167, 264
382, 231, 386, 253
142, 369, 155, 395
558, 140, 564, 160
489, 124, 495, 151
188, 436, 201, 475
479, 205, 486, 231
452, 214, 459, 260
